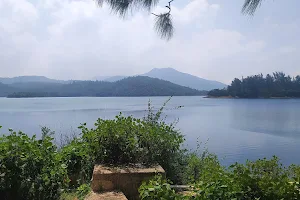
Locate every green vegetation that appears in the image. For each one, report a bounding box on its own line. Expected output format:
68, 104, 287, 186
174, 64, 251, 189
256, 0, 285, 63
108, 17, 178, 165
140, 157, 300, 200
1, 99, 299, 200
75, 184, 91, 200
0, 129, 68, 200
139, 176, 179, 200
2, 76, 205, 97
208, 72, 300, 98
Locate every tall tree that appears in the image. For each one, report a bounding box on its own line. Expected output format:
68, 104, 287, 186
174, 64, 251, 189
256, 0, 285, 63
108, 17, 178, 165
94, 0, 267, 39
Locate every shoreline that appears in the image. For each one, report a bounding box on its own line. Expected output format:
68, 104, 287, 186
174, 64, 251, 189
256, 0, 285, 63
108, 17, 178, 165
5, 95, 206, 99
204, 96, 300, 99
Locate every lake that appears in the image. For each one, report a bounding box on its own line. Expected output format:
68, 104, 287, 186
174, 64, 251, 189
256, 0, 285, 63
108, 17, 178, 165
0, 96, 299, 166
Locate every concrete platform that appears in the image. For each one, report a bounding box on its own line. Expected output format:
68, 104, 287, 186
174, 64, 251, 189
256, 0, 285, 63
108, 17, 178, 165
85, 191, 127, 200
91, 165, 165, 200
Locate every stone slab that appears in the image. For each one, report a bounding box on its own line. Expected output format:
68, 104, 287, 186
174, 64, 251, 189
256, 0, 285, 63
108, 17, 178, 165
91, 165, 165, 200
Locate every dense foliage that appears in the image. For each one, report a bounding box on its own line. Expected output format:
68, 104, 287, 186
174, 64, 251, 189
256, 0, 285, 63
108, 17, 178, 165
140, 156, 300, 200
139, 176, 179, 200
208, 72, 300, 98
0, 128, 68, 200
80, 114, 183, 166
1, 76, 205, 97
59, 139, 93, 188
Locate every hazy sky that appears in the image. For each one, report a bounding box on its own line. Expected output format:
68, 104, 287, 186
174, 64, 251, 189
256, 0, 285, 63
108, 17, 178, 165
0, 0, 299, 83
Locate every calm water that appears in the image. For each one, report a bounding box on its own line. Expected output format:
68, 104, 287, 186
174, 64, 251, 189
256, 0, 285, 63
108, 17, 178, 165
0, 97, 299, 165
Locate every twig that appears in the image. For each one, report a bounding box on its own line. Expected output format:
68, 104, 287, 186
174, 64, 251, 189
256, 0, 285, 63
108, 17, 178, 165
152, 0, 174, 16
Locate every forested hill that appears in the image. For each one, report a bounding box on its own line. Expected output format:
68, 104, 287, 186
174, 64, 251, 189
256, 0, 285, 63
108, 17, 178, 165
4, 76, 205, 98
208, 72, 300, 98
0, 83, 14, 97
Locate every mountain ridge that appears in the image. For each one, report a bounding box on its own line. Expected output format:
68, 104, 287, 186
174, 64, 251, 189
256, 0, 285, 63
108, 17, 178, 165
2, 76, 206, 97
1, 68, 226, 90
94, 68, 226, 90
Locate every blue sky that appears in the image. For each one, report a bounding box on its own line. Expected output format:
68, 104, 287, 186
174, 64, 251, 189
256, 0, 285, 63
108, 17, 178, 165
0, 0, 299, 83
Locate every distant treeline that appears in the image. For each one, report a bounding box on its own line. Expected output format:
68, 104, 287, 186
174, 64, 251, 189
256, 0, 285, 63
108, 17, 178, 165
3, 76, 206, 98
208, 72, 300, 98
7, 92, 60, 98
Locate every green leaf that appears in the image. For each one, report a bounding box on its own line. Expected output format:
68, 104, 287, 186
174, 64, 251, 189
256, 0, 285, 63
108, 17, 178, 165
61, 164, 67, 169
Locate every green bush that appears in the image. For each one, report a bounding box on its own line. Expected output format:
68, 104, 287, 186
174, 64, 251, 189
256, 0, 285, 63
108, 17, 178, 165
139, 176, 180, 200
140, 157, 300, 200
60, 139, 94, 188
0, 129, 68, 200
228, 157, 300, 199
76, 184, 91, 200
184, 152, 222, 184
77, 99, 185, 183
80, 113, 184, 165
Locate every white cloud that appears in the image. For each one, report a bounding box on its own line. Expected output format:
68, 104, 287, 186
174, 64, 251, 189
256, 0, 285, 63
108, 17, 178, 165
0, 0, 299, 83
0, 0, 38, 33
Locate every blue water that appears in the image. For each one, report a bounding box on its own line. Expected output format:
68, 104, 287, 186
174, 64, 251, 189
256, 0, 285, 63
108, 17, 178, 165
0, 97, 299, 165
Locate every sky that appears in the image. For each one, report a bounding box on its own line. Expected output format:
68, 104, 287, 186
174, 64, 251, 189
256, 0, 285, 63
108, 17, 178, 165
0, 0, 299, 84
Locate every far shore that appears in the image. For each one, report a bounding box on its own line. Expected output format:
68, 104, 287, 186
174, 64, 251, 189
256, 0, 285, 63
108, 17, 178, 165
204, 96, 234, 99
204, 96, 299, 99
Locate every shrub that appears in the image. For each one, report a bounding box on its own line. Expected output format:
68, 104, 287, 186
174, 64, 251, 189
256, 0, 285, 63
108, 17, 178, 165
60, 139, 94, 188
184, 152, 221, 184
78, 99, 185, 183
139, 176, 180, 200
229, 157, 300, 199
140, 157, 300, 200
76, 184, 91, 200
0, 129, 68, 200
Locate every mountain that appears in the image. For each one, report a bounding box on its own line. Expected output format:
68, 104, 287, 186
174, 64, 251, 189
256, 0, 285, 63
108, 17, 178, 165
0, 76, 67, 84
95, 68, 226, 90
4, 76, 205, 98
109, 76, 203, 96
2, 67, 226, 91
104, 76, 127, 82
142, 68, 227, 91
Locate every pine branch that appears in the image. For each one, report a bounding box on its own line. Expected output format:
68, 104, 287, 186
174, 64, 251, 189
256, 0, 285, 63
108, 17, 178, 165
242, 0, 264, 15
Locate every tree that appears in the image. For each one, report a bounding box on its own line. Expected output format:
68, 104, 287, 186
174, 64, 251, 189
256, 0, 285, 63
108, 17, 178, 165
94, 0, 266, 39
228, 78, 243, 97
209, 72, 300, 98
